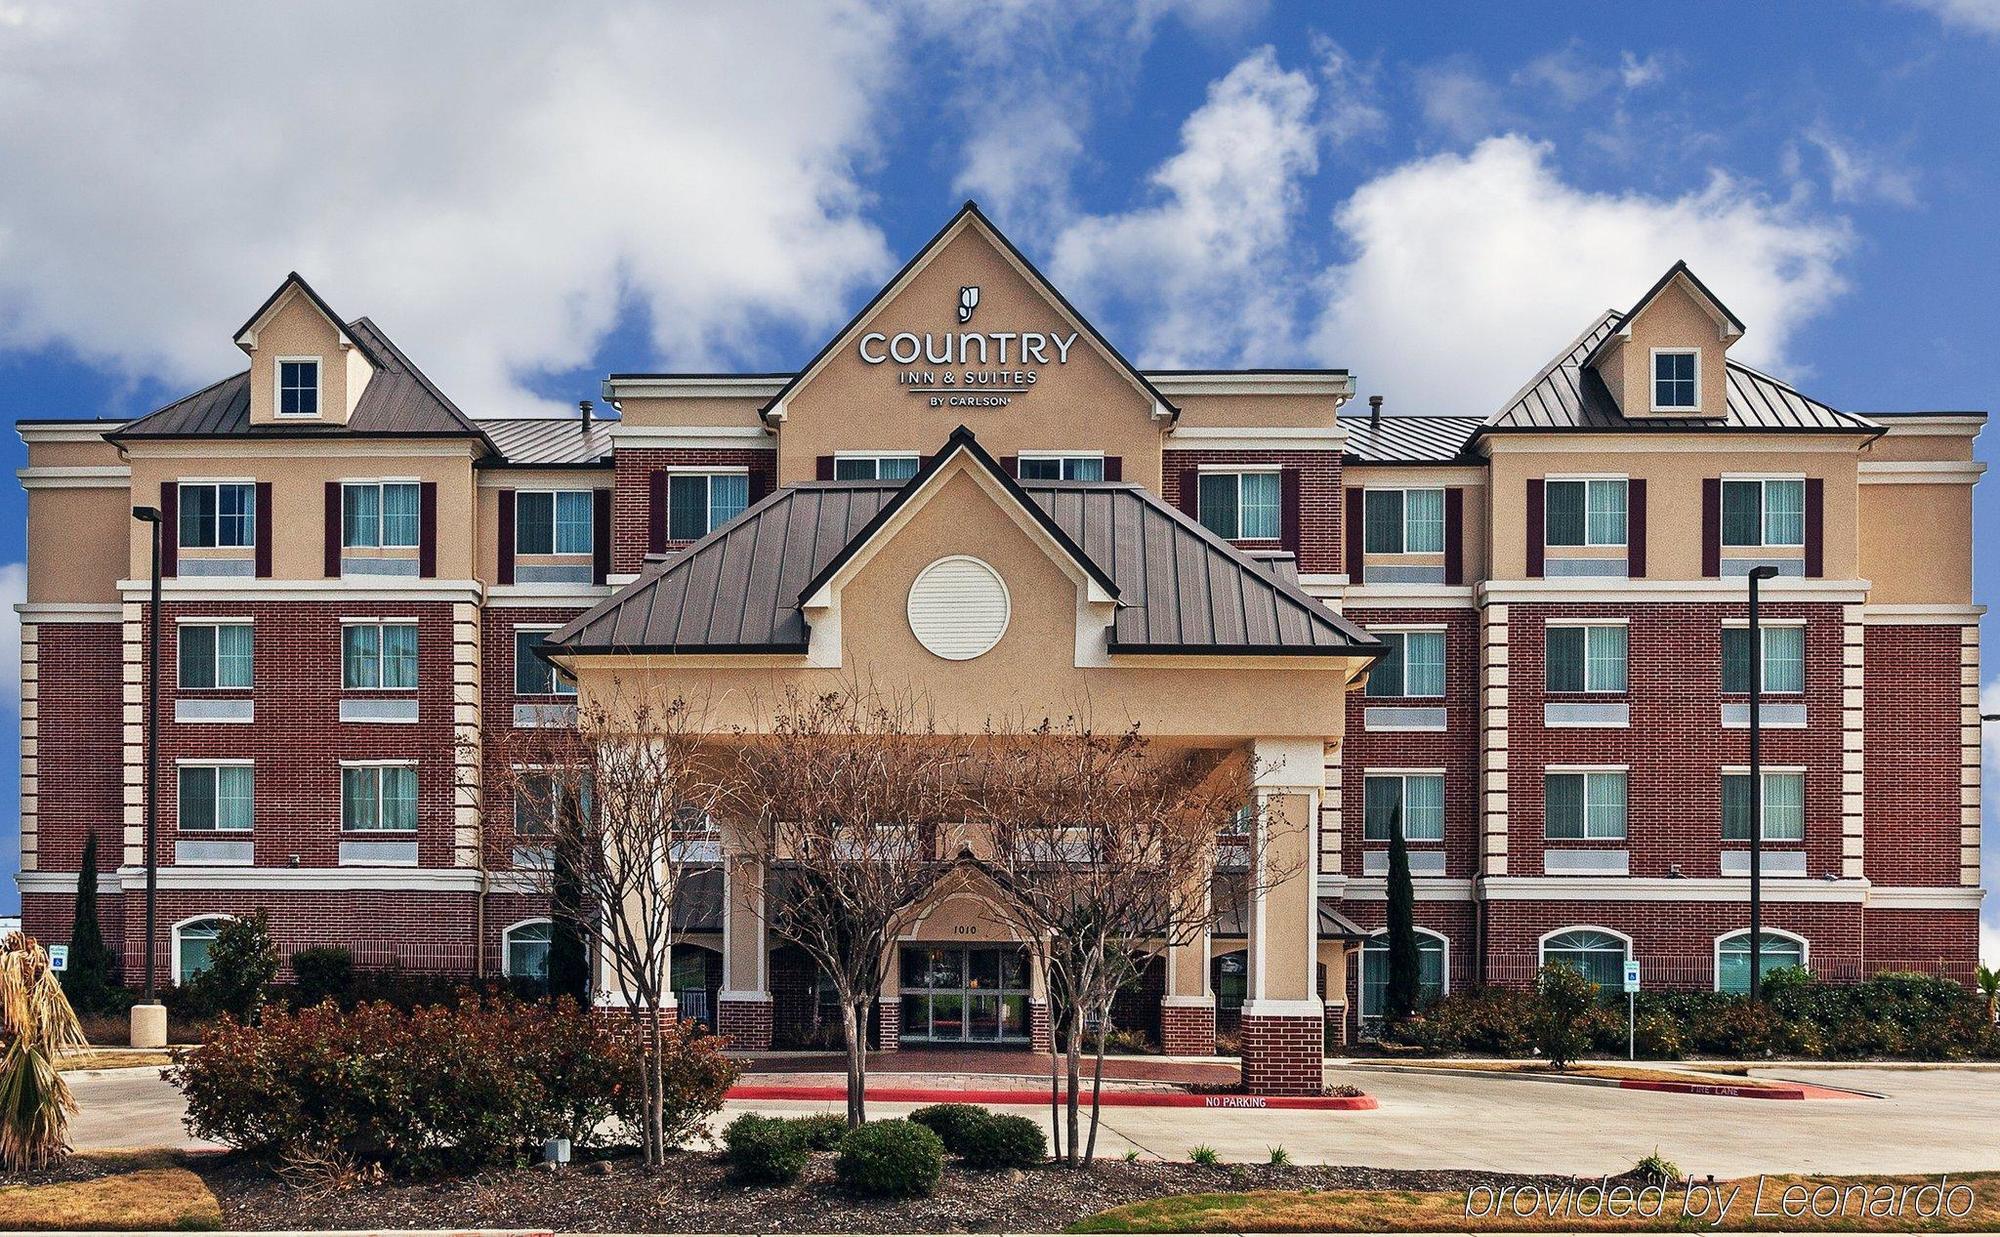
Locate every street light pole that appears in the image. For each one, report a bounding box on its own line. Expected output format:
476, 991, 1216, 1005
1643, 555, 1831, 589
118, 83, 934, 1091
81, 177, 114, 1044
1746, 564, 1780, 1002
130, 505, 166, 1046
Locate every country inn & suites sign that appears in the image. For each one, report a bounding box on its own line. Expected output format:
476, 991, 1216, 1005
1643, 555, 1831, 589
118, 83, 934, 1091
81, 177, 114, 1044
856, 285, 1080, 407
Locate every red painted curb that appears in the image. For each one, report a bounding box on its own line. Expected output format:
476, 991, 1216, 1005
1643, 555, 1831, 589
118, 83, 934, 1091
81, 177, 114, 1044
727, 1084, 1377, 1111
1618, 1078, 1807, 1100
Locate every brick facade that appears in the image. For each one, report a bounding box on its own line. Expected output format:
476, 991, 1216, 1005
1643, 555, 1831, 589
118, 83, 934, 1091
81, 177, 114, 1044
609, 447, 775, 574
1159, 1002, 1218, 1055
1862, 625, 1964, 888
1237, 1013, 1324, 1095
1160, 449, 1341, 575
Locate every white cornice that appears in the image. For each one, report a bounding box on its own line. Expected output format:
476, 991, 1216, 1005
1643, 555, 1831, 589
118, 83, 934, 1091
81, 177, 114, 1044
1345, 465, 1488, 486
1166, 426, 1345, 451
1479, 435, 1863, 456
485, 583, 609, 607
1479, 876, 1871, 903
15, 602, 121, 624
608, 424, 774, 449
602, 376, 788, 400
1344, 584, 1479, 608
1478, 578, 1870, 606
1330, 876, 1476, 901
1866, 416, 1985, 437
118, 578, 486, 604
17, 867, 490, 894
1148, 372, 1355, 398
1865, 886, 1985, 910
1856, 460, 1985, 485
1860, 603, 1985, 625
124, 442, 478, 460
17, 422, 124, 445
16, 465, 130, 489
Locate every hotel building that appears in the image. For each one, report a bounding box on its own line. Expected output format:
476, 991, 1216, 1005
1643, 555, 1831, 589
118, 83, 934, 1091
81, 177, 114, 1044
16, 203, 1983, 1090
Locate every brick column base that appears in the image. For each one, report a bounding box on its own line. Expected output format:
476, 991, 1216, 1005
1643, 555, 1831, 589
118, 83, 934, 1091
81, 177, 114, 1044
1028, 999, 1053, 1053
1323, 1002, 1349, 1049
1159, 1001, 1217, 1055
717, 996, 773, 1052
873, 1000, 901, 1051
1239, 1012, 1324, 1096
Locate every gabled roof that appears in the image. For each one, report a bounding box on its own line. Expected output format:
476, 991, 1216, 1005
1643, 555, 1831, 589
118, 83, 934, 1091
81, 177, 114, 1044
755, 201, 1179, 424
1484, 311, 1881, 435
1580, 259, 1744, 370
232, 272, 385, 370
1344, 414, 1485, 464
549, 429, 1378, 659
109, 317, 497, 452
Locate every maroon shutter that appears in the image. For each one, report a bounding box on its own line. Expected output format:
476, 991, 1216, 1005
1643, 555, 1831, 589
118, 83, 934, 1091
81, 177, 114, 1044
999, 455, 1018, 477
418, 481, 438, 579
1803, 477, 1824, 577
159, 482, 178, 578
253, 482, 273, 578
1103, 456, 1122, 482
1701, 478, 1721, 578
815, 455, 835, 481
646, 471, 668, 554
1177, 468, 1199, 520
1279, 467, 1302, 553
322, 482, 340, 578
747, 467, 770, 504
1627, 478, 1647, 579
592, 488, 612, 584
1344, 487, 1364, 583
497, 489, 516, 586
1525, 479, 1545, 579
1444, 487, 1464, 586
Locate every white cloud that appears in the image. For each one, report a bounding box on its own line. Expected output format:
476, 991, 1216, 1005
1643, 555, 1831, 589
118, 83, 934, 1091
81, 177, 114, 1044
1047, 47, 1319, 367
0, 1, 904, 416
1414, 60, 1508, 143
1312, 35, 1388, 147
1903, 0, 2000, 36
1309, 135, 1852, 415
0, 563, 20, 709
1515, 44, 1617, 106
1619, 50, 1668, 89
1803, 127, 1921, 208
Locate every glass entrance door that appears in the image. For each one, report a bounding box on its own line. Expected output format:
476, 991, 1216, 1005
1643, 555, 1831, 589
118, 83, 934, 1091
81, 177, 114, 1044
899, 945, 1031, 1046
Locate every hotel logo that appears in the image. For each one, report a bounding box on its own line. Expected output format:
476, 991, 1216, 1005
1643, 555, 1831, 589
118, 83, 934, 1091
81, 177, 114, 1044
856, 287, 1078, 408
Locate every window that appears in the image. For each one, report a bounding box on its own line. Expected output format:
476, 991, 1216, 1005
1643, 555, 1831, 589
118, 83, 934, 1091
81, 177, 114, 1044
178, 482, 256, 549
667, 473, 748, 542
834, 455, 919, 481
1653, 350, 1698, 409
1545, 624, 1627, 694
1362, 487, 1444, 554
514, 630, 576, 695
1018, 455, 1104, 481
278, 359, 320, 416
1722, 771, 1806, 841
1544, 478, 1628, 547
516, 490, 595, 555
512, 772, 590, 837
178, 764, 253, 832
1367, 631, 1445, 698
504, 920, 553, 981
1541, 929, 1629, 993
1364, 772, 1445, 842
1544, 770, 1627, 840
1721, 478, 1805, 548
342, 622, 417, 690
178, 623, 253, 690
341, 482, 421, 549
1360, 931, 1446, 1024
1721, 625, 1805, 694
176, 917, 230, 985
342, 764, 417, 832
1198, 471, 1281, 541
1716, 930, 1806, 994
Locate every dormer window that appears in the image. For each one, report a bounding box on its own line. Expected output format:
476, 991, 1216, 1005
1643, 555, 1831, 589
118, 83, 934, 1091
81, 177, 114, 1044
278, 358, 320, 417
1652, 349, 1698, 411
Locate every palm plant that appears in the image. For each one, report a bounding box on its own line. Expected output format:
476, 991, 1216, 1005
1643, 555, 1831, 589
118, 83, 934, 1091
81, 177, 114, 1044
1977, 964, 1999, 1026
0, 932, 88, 1169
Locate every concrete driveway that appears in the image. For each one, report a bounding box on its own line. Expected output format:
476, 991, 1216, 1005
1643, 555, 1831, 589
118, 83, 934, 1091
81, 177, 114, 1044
71, 1063, 2000, 1178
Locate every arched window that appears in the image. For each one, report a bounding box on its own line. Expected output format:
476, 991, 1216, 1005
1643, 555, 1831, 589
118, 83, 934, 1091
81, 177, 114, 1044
503, 919, 554, 981
1715, 930, 1807, 994
1540, 928, 1631, 993
1360, 929, 1447, 1024
174, 916, 231, 986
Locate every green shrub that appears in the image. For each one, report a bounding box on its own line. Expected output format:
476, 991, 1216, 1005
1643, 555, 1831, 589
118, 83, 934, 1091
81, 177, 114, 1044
289, 948, 355, 1009
180, 912, 280, 1024
1189, 1144, 1219, 1165
908, 1102, 991, 1153
1631, 1149, 1681, 1187
1267, 1145, 1291, 1166
1632, 1010, 1685, 1059
956, 1112, 1044, 1170
1392, 987, 1538, 1055
1534, 962, 1596, 1071
788, 1112, 851, 1151
723, 1114, 810, 1184
836, 1120, 945, 1198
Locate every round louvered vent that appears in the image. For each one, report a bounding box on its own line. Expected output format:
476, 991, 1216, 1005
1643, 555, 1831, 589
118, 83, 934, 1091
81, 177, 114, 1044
906, 555, 1011, 661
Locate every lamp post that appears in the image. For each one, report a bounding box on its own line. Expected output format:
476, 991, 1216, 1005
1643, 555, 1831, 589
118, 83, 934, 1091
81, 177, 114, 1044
129, 505, 166, 1048
1746, 564, 1781, 1002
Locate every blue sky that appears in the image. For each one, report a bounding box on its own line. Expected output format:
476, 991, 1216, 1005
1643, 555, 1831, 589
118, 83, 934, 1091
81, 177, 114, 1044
0, 1, 1994, 951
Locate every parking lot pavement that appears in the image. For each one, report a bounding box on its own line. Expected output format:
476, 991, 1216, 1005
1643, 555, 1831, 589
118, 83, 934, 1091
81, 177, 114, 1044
73, 1063, 2000, 1178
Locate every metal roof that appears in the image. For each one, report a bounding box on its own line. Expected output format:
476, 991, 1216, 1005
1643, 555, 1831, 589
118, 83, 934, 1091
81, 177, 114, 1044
1343, 414, 1484, 464
477, 416, 617, 467
550, 436, 1379, 659
111, 318, 495, 450
1485, 311, 1880, 435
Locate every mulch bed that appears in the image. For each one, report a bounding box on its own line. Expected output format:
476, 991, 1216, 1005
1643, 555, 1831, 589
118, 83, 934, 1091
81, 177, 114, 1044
191, 1148, 1578, 1233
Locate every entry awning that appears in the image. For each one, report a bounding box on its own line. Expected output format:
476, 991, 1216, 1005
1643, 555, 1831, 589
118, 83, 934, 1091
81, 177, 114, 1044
1317, 901, 1370, 944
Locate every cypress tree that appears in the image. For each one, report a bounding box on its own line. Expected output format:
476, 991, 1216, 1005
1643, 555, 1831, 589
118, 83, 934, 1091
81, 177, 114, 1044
65, 832, 118, 1014
1384, 805, 1420, 1023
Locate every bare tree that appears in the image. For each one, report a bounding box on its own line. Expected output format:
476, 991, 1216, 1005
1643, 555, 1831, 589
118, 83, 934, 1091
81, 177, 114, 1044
478, 685, 731, 1168
730, 688, 972, 1127
979, 719, 1276, 1167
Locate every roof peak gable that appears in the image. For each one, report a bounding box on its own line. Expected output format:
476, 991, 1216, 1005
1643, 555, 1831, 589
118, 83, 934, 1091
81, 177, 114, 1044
1581, 260, 1744, 370
232, 272, 384, 370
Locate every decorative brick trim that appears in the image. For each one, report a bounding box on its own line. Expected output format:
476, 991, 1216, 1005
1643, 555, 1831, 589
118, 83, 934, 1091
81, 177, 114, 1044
121, 602, 145, 867
873, 999, 901, 1052
718, 996, 774, 1052
1480, 604, 1510, 876
1323, 1001, 1348, 1048
1962, 624, 1983, 888
1028, 999, 1053, 1054
1159, 1002, 1217, 1056
1319, 743, 1341, 873
1239, 1012, 1323, 1096
19, 623, 37, 872
452, 602, 483, 868
1841, 604, 1865, 878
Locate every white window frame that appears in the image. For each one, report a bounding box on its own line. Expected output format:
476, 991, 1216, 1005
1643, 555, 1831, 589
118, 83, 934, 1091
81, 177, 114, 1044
340, 618, 419, 692
1650, 347, 1700, 412
1542, 475, 1629, 549
514, 488, 595, 556
1544, 618, 1629, 694
501, 917, 556, 979
1017, 451, 1106, 481
1196, 464, 1283, 541
1713, 927, 1809, 993
274, 355, 322, 418
172, 914, 236, 986
340, 759, 419, 833
1720, 766, 1807, 842
340, 479, 423, 550
513, 625, 576, 697
176, 758, 255, 833
1362, 768, 1447, 842
1365, 625, 1447, 699
832, 452, 921, 481
1359, 927, 1451, 1023
176, 479, 258, 550
175, 616, 254, 691
1543, 765, 1629, 841
1361, 485, 1446, 555
1720, 618, 1806, 695
1537, 924, 1634, 971
1719, 474, 1807, 550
